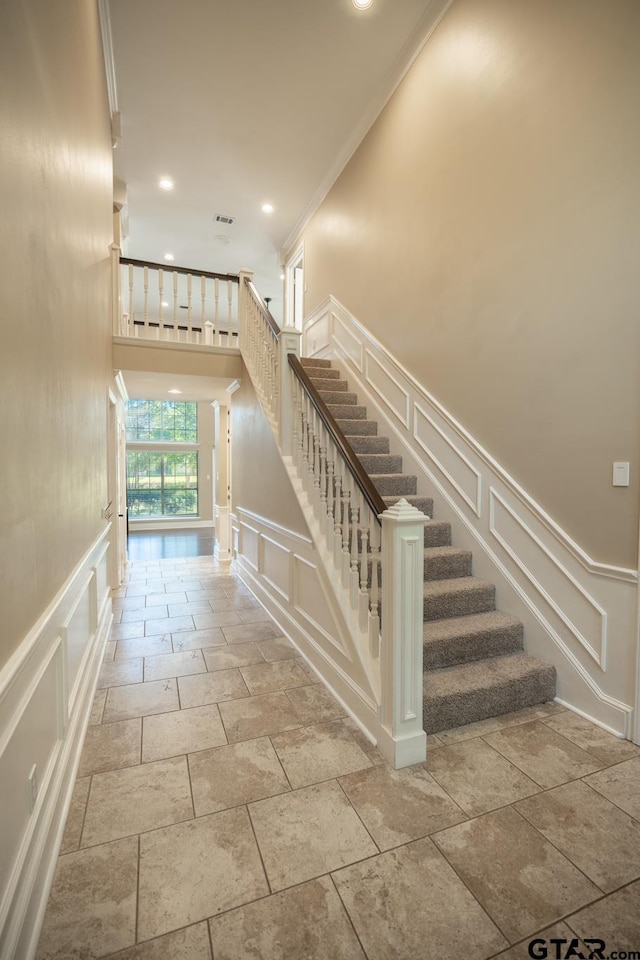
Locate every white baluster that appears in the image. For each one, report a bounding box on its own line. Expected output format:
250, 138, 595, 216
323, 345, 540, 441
143, 265, 149, 335
214, 278, 220, 345
128, 263, 134, 332
157, 269, 163, 339
200, 275, 206, 344
187, 273, 193, 339
172, 270, 178, 335
227, 280, 233, 344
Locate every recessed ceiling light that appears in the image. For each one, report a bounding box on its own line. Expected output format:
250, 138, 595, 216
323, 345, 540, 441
161, 301, 169, 307
352, 0, 373, 8
261, 203, 274, 214
168, 388, 182, 394
164, 253, 175, 261
280, 273, 285, 280
159, 178, 174, 191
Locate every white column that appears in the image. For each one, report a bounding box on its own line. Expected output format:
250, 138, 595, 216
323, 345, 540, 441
212, 401, 232, 561
377, 498, 427, 769
278, 325, 302, 456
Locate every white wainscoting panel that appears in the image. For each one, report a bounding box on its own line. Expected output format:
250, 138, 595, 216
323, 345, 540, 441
232, 508, 378, 737
303, 296, 639, 740
0, 528, 112, 959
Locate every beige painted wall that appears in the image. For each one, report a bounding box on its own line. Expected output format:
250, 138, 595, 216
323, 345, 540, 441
231, 369, 309, 536
298, 0, 640, 569
0, 0, 113, 669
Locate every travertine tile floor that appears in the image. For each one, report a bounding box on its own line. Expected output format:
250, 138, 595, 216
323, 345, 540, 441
37, 556, 640, 960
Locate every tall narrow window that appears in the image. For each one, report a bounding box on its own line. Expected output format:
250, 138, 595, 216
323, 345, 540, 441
125, 400, 199, 518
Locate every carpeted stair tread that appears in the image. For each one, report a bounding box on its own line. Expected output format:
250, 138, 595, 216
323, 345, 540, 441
423, 545, 472, 580
371, 474, 417, 496
300, 357, 332, 368
336, 419, 378, 436
424, 576, 495, 620
349, 435, 390, 454
423, 652, 556, 733
383, 494, 434, 517
320, 390, 360, 405
357, 453, 403, 474
326, 404, 368, 420
304, 367, 341, 379
423, 611, 524, 669
311, 377, 348, 392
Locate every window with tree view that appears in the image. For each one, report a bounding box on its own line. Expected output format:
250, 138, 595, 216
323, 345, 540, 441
126, 400, 199, 518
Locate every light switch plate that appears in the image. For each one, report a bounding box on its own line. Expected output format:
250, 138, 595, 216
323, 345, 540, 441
612, 462, 630, 487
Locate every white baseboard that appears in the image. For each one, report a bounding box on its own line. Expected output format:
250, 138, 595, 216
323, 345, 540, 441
128, 519, 214, 532
0, 529, 111, 959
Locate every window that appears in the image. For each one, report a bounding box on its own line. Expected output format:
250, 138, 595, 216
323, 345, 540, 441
126, 399, 198, 443
125, 400, 199, 518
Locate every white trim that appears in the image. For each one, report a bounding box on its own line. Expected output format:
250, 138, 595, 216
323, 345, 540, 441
281, 0, 454, 257
97, 0, 118, 118
0, 529, 111, 958
128, 519, 214, 531
112, 336, 241, 360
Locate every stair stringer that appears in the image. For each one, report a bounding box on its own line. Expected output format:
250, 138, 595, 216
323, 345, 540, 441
230, 372, 382, 746
303, 296, 638, 741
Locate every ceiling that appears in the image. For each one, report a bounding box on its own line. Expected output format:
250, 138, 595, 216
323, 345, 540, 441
122, 371, 233, 405
107, 0, 449, 326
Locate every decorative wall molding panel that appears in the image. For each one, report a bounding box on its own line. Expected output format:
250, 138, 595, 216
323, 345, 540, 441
0, 529, 112, 959
232, 508, 379, 738
303, 296, 638, 739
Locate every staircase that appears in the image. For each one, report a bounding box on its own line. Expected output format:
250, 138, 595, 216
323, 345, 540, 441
300, 357, 556, 735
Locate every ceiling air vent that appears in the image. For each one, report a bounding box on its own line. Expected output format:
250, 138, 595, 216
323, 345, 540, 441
214, 214, 235, 225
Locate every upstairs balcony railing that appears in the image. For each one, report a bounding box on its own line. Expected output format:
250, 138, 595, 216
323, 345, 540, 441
112, 252, 240, 348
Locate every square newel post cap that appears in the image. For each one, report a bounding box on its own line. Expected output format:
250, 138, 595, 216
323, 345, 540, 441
379, 497, 429, 525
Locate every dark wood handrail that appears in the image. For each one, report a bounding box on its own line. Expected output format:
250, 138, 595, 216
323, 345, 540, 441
245, 277, 281, 338
288, 354, 386, 523
120, 256, 239, 284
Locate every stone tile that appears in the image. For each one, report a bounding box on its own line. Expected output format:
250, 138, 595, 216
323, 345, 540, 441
484, 720, 603, 789
137, 807, 268, 941
115, 635, 173, 659
112, 621, 145, 641
144, 649, 207, 681
239, 659, 309, 696
171, 627, 226, 651
433, 806, 600, 942
491, 923, 579, 960
437, 703, 564, 745
112, 608, 123, 623
103, 678, 179, 723
178, 668, 250, 709
236, 607, 275, 625
81, 755, 193, 848
168, 600, 214, 618
106, 922, 212, 960
209, 876, 366, 960
256, 635, 297, 661
272, 721, 372, 788
249, 779, 377, 891
97, 657, 143, 689
567, 879, 640, 950
219, 691, 302, 743
544, 711, 640, 765
59, 777, 91, 855
189, 737, 290, 815
121, 606, 169, 622
285, 683, 347, 724
221, 621, 280, 644
203, 642, 266, 672
516, 780, 640, 892
125, 583, 158, 597
340, 718, 386, 765
427, 738, 541, 817
294, 658, 320, 682
209, 597, 259, 613
36, 837, 138, 960
88, 688, 107, 725
145, 591, 188, 606
332, 837, 507, 960
339, 762, 465, 850
585, 757, 640, 820
142, 704, 227, 762
78, 718, 141, 777
145, 615, 196, 636
192, 610, 243, 629
104, 640, 116, 662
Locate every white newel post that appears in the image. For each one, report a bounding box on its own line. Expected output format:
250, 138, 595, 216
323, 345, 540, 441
237, 268, 254, 351
110, 243, 122, 335
278, 325, 301, 456
378, 498, 427, 769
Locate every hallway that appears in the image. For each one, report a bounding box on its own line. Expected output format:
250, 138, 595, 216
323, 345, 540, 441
36, 556, 640, 960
